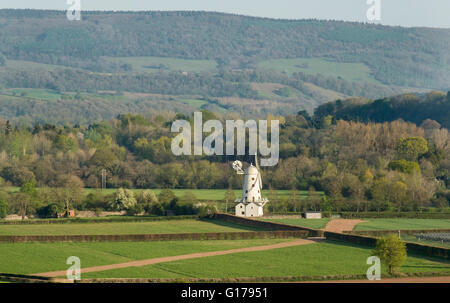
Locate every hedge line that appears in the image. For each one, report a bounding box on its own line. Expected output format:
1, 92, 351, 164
349, 229, 450, 237
0, 230, 309, 243
0, 215, 199, 225
76, 271, 450, 283
214, 213, 323, 237
326, 231, 450, 260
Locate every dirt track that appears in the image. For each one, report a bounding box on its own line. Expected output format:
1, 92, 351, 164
323, 219, 366, 233
35, 239, 315, 278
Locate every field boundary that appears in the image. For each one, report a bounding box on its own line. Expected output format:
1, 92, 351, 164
213, 214, 449, 260
0, 230, 309, 243
75, 271, 450, 283
214, 213, 324, 237
348, 229, 450, 236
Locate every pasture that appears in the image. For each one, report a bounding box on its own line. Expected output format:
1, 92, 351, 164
257, 58, 379, 84
0, 219, 268, 235
2, 187, 297, 201
0, 238, 290, 275
103, 56, 217, 73
354, 219, 450, 231
261, 218, 331, 229
81, 240, 450, 279
259, 217, 450, 231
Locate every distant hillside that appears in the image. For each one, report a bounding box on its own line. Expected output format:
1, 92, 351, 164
0, 10, 449, 89
0, 10, 449, 124
314, 91, 450, 129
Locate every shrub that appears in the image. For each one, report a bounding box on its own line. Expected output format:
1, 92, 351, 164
37, 203, 64, 218
372, 235, 407, 274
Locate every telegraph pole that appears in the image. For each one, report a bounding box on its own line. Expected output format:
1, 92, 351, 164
101, 169, 107, 190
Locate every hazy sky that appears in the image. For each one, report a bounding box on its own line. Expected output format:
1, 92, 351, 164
2, 0, 450, 28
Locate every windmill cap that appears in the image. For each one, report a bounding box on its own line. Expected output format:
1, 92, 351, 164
246, 165, 259, 174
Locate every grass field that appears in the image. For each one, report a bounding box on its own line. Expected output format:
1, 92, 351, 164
0, 238, 291, 275
257, 58, 379, 84
103, 56, 217, 73
354, 219, 450, 231
81, 240, 450, 279
0, 219, 268, 236
261, 218, 331, 229
2, 187, 297, 201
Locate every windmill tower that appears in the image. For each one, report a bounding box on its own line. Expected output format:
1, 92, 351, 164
232, 154, 268, 217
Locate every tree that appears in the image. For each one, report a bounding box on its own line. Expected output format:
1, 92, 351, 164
372, 235, 407, 275
396, 137, 428, 161
53, 175, 85, 212
0, 199, 8, 218
224, 187, 235, 213
9, 192, 34, 220
388, 160, 420, 174
137, 190, 158, 205
158, 189, 176, 204
109, 188, 137, 211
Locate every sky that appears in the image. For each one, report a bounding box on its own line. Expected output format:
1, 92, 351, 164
1, 0, 450, 28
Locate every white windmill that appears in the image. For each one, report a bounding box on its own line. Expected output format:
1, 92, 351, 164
232, 154, 268, 217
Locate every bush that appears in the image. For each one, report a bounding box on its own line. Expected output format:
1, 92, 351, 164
37, 203, 64, 218
126, 203, 145, 216
146, 202, 165, 216
372, 235, 407, 274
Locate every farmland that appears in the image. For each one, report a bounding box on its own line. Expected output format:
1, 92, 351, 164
0, 219, 270, 235
261, 218, 331, 229
0, 238, 291, 275
102, 56, 218, 73
257, 58, 380, 84
81, 240, 450, 279
354, 219, 450, 231
258, 217, 450, 231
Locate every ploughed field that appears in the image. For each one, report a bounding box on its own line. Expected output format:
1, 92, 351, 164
0, 219, 269, 235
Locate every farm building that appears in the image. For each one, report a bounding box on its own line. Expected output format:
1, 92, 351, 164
303, 211, 322, 219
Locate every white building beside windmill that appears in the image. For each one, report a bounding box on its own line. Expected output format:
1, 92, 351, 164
232, 154, 268, 217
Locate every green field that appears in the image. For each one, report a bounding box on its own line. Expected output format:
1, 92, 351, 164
355, 219, 450, 231
82, 240, 450, 279
261, 218, 331, 229
257, 58, 379, 84
0, 238, 290, 275
0, 219, 268, 236
2, 187, 297, 201
103, 56, 217, 73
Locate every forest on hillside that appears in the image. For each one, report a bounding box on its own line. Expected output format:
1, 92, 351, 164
0, 9, 449, 120
0, 94, 449, 217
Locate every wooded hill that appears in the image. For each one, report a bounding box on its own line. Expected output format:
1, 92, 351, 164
315, 91, 450, 129
0, 10, 449, 124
